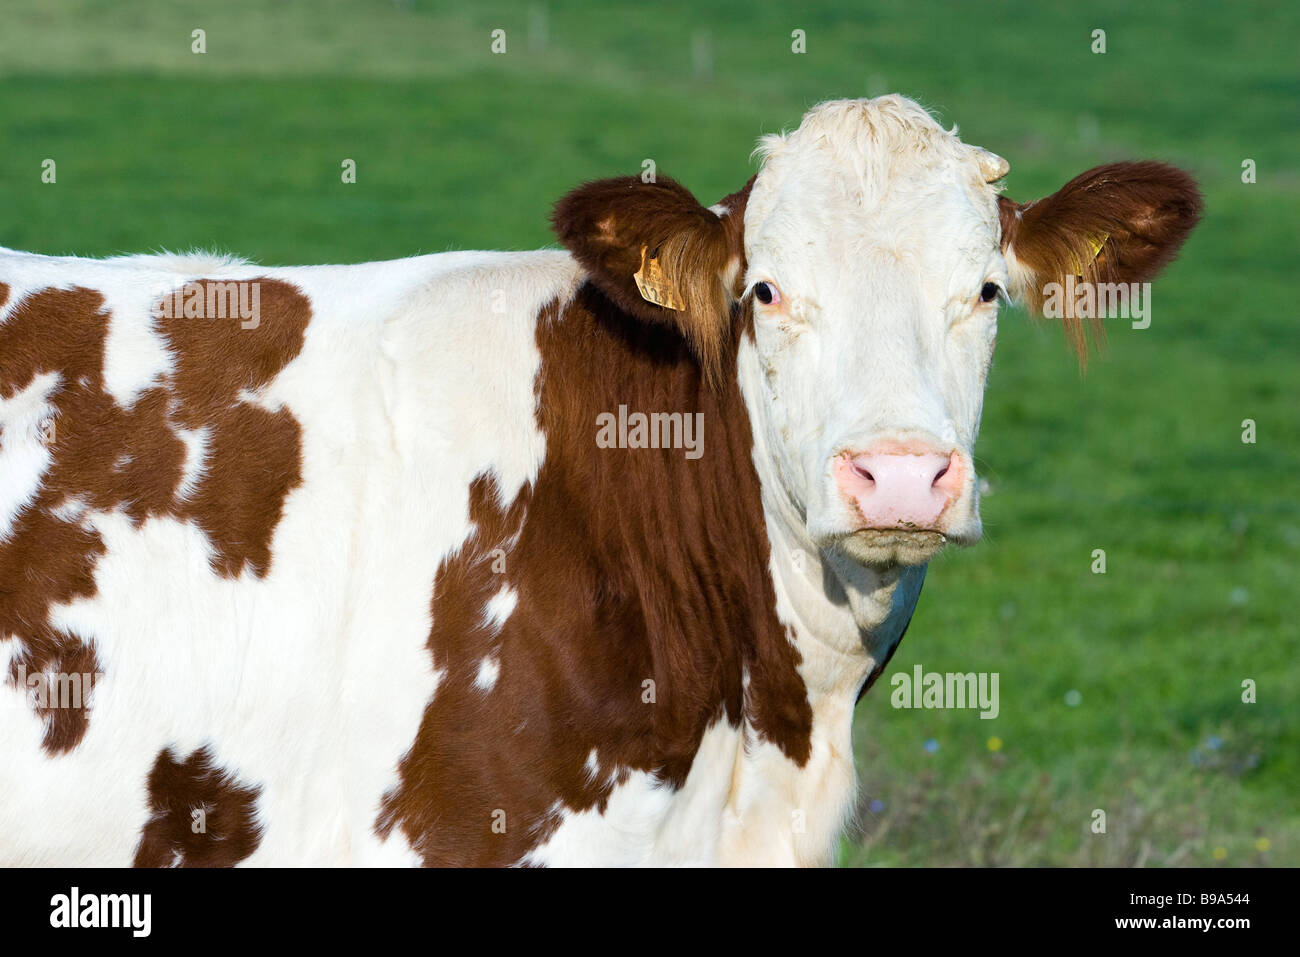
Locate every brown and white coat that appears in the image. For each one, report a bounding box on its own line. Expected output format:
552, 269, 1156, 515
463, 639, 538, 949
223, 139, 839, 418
0, 96, 1200, 866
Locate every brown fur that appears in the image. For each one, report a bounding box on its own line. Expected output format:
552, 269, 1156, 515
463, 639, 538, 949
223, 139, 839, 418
132, 746, 263, 867
551, 176, 754, 385
999, 161, 1203, 357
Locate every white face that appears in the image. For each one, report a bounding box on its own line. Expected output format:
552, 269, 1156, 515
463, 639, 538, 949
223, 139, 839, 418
740, 97, 1006, 567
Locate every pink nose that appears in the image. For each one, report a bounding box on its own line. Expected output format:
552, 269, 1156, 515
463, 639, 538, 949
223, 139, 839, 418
835, 445, 962, 530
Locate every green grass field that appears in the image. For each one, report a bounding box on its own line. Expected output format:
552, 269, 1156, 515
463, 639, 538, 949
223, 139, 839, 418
2, 0, 1296, 866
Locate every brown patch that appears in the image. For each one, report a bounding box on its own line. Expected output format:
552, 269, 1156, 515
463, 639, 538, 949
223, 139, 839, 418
551, 175, 754, 385
133, 746, 263, 867
378, 222, 814, 864
164, 279, 311, 577
0, 279, 309, 752
999, 161, 1203, 358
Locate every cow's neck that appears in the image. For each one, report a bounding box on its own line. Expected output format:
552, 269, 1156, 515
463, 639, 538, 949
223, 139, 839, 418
532, 284, 819, 769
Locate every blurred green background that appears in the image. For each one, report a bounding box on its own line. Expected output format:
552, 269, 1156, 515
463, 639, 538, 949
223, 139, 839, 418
2, 0, 1295, 866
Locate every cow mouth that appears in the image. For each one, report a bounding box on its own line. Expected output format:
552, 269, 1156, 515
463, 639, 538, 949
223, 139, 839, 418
834, 528, 950, 567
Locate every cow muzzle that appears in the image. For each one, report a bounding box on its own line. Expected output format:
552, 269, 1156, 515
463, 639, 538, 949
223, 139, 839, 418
827, 440, 979, 566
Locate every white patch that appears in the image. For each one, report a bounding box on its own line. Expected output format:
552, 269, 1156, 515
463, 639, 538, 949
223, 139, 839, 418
49, 495, 90, 524
474, 656, 500, 691
0, 371, 60, 541
173, 426, 210, 501
481, 585, 518, 633
1002, 244, 1037, 303
99, 283, 174, 410
522, 769, 678, 867
523, 720, 771, 866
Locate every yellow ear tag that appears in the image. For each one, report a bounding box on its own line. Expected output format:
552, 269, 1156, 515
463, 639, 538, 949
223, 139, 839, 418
1070, 233, 1110, 276
633, 245, 685, 311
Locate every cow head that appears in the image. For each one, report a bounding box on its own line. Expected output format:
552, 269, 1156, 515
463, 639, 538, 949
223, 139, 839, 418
555, 96, 1201, 569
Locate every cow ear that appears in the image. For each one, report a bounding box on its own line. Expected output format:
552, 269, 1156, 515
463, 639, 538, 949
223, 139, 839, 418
998, 161, 1203, 355
552, 175, 750, 384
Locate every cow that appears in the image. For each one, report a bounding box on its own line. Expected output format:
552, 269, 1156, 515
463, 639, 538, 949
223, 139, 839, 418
0, 96, 1200, 866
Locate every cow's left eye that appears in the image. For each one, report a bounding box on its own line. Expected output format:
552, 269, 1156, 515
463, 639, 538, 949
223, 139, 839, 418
979, 282, 1001, 303
753, 281, 780, 305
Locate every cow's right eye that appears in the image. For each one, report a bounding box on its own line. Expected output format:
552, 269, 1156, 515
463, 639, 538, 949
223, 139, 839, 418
753, 281, 780, 305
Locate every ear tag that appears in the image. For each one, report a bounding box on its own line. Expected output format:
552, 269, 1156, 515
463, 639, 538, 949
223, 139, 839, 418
634, 245, 685, 311
1070, 233, 1110, 275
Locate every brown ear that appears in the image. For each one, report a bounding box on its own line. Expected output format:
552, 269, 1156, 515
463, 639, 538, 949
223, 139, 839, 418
999, 161, 1203, 355
551, 175, 751, 383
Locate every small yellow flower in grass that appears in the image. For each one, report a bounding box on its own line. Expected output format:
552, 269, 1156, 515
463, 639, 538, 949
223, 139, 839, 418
1212, 846, 1228, 861
986, 736, 1002, 752
1255, 837, 1271, 852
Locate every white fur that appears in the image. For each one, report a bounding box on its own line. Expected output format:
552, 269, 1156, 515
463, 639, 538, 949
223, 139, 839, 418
482, 585, 518, 633
0, 371, 60, 541
474, 657, 501, 691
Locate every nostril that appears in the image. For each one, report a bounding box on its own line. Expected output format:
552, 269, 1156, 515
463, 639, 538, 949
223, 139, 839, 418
851, 462, 874, 483
932, 466, 949, 486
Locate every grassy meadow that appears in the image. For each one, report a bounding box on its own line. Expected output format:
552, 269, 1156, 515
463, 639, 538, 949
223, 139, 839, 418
1, 0, 1295, 866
